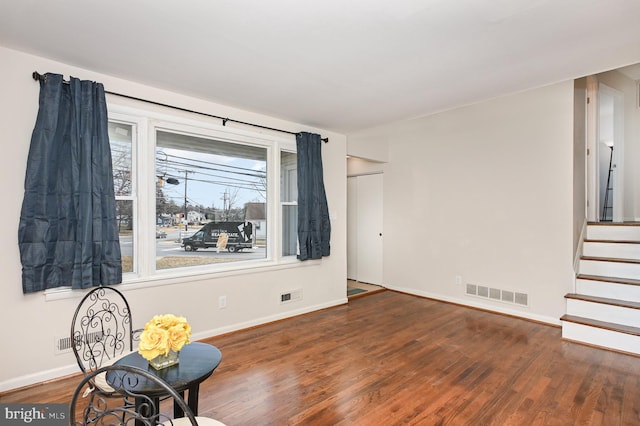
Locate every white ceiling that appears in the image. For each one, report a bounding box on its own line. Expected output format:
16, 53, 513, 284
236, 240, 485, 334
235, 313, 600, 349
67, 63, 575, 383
1, 0, 640, 134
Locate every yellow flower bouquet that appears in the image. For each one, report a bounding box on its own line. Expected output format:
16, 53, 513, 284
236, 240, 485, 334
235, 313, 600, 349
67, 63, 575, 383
138, 314, 191, 369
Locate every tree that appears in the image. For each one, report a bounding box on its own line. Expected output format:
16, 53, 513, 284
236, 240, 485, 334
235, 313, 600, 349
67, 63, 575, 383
115, 200, 133, 231
112, 141, 132, 197
156, 187, 169, 219
222, 188, 241, 221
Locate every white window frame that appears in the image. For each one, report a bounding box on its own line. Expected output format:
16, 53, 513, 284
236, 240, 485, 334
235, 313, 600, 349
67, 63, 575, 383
109, 113, 144, 279
280, 149, 299, 257
43, 103, 311, 301
114, 104, 303, 285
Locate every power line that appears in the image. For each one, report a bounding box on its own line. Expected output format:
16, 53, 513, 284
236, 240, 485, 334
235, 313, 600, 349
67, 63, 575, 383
159, 151, 264, 175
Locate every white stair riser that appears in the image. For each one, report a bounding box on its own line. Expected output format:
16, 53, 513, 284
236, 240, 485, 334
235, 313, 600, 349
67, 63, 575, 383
576, 279, 640, 303
565, 224, 640, 354
566, 299, 640, 328
583, 242, 640, 260
561, 321, 640, 354
586, 225, 640, 241
579, 259, 640, 280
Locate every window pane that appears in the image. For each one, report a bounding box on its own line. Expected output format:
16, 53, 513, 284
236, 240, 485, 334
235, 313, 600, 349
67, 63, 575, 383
109, 122, 133, 197
282, 205, 298, 256
116, 200, 134, 273
109, 122, 134, 274
281, 151, 297, 203
155, 130, 267, 271
281, 151, 297, 256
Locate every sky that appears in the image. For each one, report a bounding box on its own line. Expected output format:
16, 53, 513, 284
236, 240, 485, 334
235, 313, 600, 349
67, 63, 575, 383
157, 147, 266, 210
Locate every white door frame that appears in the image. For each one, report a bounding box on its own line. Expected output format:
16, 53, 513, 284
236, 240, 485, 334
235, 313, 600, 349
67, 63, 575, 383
586, 76, 598, 222
586, 77, 625, 222
347, 177, 358, 280
347, 172, 383, 285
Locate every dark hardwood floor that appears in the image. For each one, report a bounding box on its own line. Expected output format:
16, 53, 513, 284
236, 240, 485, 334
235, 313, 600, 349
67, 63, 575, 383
3, 290, 640, 425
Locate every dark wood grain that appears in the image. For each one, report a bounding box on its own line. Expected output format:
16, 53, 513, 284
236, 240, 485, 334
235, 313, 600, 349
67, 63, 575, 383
3, 290, 640, 425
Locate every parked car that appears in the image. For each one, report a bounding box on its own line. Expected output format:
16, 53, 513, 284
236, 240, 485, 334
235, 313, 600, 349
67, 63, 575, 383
181, 221, 253, 253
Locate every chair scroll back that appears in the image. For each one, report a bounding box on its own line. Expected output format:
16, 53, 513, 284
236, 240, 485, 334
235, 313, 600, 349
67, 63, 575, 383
71, 286, 135, 378
69, 365, 198, 425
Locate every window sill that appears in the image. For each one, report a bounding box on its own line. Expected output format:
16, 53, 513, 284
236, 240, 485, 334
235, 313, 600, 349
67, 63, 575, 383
44, 257, 320, 302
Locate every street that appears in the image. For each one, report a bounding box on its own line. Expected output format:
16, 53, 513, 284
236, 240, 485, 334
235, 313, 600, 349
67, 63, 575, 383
119, 230, 266, 261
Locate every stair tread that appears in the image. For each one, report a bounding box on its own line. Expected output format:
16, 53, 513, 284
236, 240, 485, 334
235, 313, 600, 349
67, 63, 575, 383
568, 222, 640, 347
587, 222, 640, 226
565, 293, 640, 309
581, 256, 640, 264
561, 314, 640, 337
584, 239, 640, 244
577, 274, 640, 286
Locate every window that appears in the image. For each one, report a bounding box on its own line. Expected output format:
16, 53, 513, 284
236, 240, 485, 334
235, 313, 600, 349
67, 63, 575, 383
155, 129, 267, 271
107, 106, 297, 282
281, 151, 297, 256
108, 121, 135, 273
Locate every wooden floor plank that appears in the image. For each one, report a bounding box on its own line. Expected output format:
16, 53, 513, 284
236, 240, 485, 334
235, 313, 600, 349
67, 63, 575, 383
3, 291, 640, 425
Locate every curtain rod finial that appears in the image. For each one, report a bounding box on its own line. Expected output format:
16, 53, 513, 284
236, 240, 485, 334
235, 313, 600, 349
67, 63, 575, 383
32, 71, 47, 83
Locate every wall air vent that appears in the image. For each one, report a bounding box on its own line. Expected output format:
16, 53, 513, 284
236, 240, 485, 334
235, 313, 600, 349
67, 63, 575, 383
501, 290, 514, 303
466, 283, 477, 296
465, 283, 529, 307
514, 292, 529, 306
489, 288, 501, 300
55, 331, 103, 355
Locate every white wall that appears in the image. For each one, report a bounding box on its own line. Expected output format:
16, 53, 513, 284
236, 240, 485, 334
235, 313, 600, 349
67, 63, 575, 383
348, 82, 576, 324
346, 126, 389, 162
573, 78, 587, 261
0, 46, 347, 392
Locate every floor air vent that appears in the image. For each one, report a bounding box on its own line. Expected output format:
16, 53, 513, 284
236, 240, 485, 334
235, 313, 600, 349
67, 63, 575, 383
465, 283, 529, 307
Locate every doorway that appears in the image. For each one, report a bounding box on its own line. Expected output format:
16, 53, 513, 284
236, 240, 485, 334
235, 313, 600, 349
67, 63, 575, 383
586, 76, 627, 223
597, 83, 624, 222
347, 173, 383, 286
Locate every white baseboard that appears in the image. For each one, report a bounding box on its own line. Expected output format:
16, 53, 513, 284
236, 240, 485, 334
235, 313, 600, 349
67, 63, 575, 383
0, 364, 80, 393
385, 284, 560, 326
192, 297, 348, 341
0, 297, 348, 394
574, 219, 587, 276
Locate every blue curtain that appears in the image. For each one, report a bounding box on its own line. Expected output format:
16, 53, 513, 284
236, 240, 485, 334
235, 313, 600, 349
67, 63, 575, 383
18, 73, 122, 293
296, 132, 331, 260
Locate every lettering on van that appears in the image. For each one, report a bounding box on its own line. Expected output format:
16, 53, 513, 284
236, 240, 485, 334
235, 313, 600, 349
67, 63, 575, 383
210, 231, 240, 238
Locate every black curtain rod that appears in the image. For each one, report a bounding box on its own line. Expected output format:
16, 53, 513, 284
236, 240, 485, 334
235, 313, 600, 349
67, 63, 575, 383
32, 71, 328, 143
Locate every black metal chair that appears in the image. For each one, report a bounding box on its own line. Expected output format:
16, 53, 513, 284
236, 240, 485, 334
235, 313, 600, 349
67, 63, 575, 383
71, 286, 140, 395
69, 364, 225, 425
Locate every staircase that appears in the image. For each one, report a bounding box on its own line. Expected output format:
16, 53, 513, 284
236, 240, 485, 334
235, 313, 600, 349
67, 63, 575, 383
561, 222, 640, 355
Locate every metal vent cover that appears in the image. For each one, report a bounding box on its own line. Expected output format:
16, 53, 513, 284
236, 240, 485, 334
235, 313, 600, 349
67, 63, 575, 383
514, 292, 529, 306
465, 283, 529, 307
466, 283, 477, 296
56, 331, 103, 354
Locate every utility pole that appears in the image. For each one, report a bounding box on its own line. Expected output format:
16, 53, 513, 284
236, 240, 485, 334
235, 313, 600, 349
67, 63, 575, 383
182, 170, 192, 231
221, 190, 229, 221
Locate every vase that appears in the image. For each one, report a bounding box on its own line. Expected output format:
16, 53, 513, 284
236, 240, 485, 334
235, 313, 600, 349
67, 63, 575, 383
149, 350, 179, 370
